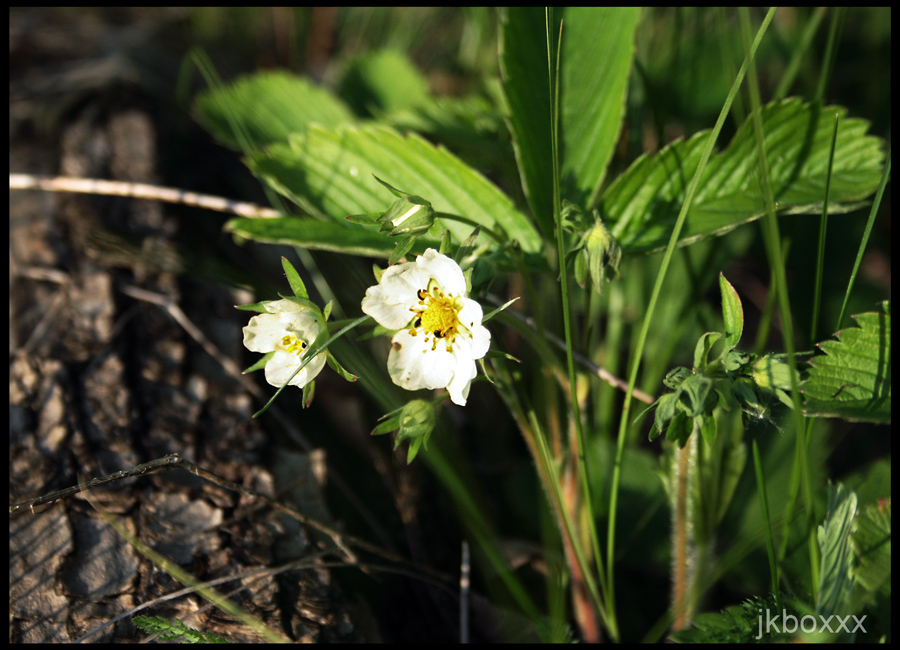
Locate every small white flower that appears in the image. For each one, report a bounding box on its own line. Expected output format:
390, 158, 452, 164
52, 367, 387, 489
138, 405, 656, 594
361, 249, 491, 406
242, 299, 326, 389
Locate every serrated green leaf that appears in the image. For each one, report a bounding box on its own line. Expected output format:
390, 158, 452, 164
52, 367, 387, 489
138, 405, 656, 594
802, 304, 891, 423
194, 71, 355, 151
499, 8, 641, 236
602, 99, 885, 253
719, 273, 744, 349
816, 483, 858, 618
851, 499, 891, 600
246, 124, 541, 252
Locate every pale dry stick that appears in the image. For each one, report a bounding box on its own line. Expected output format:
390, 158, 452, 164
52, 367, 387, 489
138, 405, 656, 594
487, 294, 655, 405
10, 174, 282, 218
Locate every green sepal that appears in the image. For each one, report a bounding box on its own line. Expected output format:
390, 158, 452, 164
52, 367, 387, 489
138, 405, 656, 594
485, 348, 521, 363
483, 296, 520, 324
235, 301, 271, 313
380, 195, 435, 236
373, 174, 409, 198
326, 350, 358, 382
393, 400, 436, 445
281, 256, 308, 299
477, 357, 494, 384
389, 236, 416, 265
302, 379, 315, 408
455, 226, 481, 264
406, 436, 426, 464
463, 267, 473, 295
372, 264, 385, 283
439, 228, 453, 255
279, 294, 324, 317
243, 351, 275, 374
323, 300, 333, 322
345, 211, 383, 225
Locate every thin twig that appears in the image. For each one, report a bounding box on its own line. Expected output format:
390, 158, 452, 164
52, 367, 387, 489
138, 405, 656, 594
487, 294, 655, 404
9, 454, 182, 514
9, 174, 281, 219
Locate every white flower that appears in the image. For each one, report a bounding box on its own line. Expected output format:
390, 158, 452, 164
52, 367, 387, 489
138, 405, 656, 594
361, 248, 491, 406
242, 299, 327, 389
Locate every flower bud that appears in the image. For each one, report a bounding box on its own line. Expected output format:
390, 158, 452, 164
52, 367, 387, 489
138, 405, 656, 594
581, 215, 622, 294
379, 195, 435, 237
394, 400, 436, 444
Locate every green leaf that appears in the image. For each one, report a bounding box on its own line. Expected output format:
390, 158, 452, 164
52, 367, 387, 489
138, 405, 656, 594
559, 8, 642, 207
193, 71, 355, 151
499, 8, 553, 237
694, 332, 722, 370
246, 124, 542, 252
225, 216, 428, 259
499, 8, 641, 236
802, 303, 891, 423
719, 273, 744, 349
602, 99, 886, 253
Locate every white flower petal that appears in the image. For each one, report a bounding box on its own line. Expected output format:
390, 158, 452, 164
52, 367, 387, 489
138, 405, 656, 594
387, 330, 455, 391
363, 248, 492, 406
265, 298, 305, 314
361, 282, 417, 330
243, 313, 286, 353
242, 301, 326, 390
416, 249, 467, 297
445, 354, 478, 406
264, 350, 326, 388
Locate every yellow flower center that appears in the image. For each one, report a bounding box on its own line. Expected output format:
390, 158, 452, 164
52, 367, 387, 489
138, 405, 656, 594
281, 333, 308, 356
409, 279, 463, 351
